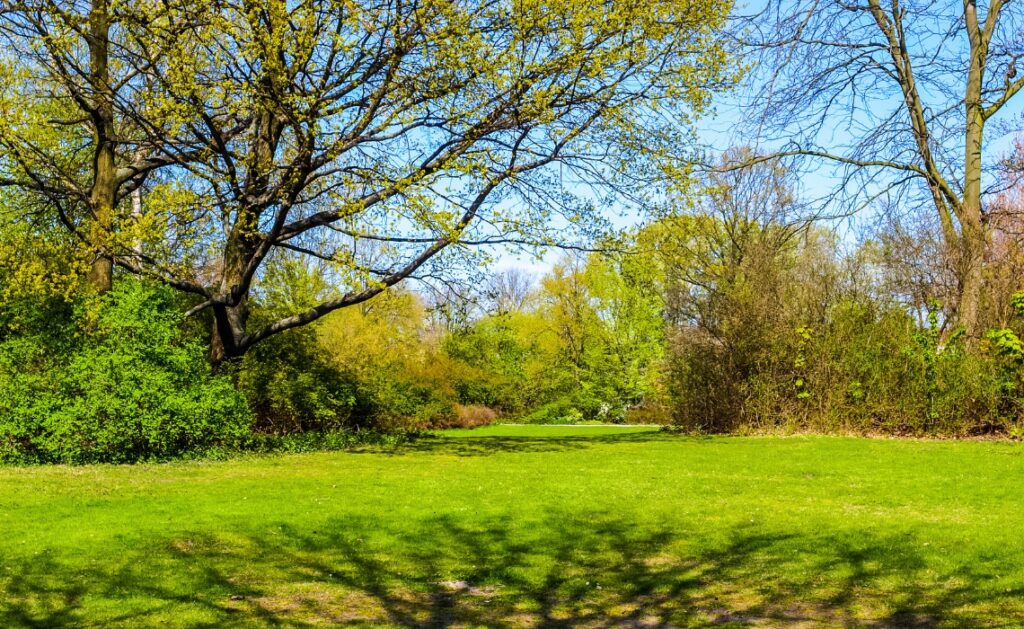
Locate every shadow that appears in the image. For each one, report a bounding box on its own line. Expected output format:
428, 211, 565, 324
3, 512, 1023, 627
385, 429, 676, 458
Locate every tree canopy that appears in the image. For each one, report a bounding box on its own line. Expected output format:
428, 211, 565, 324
0, 0, 734, 362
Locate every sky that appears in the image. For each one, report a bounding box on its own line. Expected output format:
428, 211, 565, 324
490, 1, 1024, 280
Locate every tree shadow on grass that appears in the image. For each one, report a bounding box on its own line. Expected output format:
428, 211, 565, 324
386, 429, 678, 458
3, 513, 1023, 627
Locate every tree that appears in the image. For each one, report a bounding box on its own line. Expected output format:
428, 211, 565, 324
732, 1, 1024, 340
0, 0, 206, 293
541, 253, 598, 377
637, 153, 817, 427
485, 268, 535, 314
581, 251, 665, 411
653, 150, 813, 331
1, 0, 734, 365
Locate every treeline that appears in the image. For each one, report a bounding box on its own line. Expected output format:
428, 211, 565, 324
0, 235, 666, 462
6, 0, 1024, 462
6, 156, 1024, 463
447, 162, 1024, 438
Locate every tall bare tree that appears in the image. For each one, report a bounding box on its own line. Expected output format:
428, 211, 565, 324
486, 268, 535, 314
732, 0, 1024, 339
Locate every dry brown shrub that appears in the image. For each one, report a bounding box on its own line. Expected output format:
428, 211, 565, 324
443, 404, 498, 428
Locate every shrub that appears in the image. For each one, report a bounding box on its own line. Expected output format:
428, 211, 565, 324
238, 326, 463, 432
443, 316, 535, 414
667, 295, 1020, 437
0, 280, 252, 463
237, 327, 359, 434
521, 399, 583, 424
446, 404, 499, 428
358, 376, 456, 428
625, 402, 673, 425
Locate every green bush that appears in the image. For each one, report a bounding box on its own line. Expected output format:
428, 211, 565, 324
238, 322, 459, 432
0, 280, 252, 463
519, 389, 628, 424
443, 317, 534, 414
238, 328, 359, 434
521, 399, 580, 424
358, 376, 456, 428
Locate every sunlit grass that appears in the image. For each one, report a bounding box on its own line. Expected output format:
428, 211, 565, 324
2, 426, 1022, 626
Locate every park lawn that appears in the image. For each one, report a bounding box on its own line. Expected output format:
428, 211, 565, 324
1, 426, 1023, 627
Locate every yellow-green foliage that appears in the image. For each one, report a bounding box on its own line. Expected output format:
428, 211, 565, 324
318, 291, 460, 427
241, 248, 669, 428
240, 258, 461, 430
0, 193, 87, 305
0, 0, 737, 355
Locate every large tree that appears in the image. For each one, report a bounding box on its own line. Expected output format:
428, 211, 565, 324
0, 0, 211, 293
0, 0, 734, 364
732, 0, 1024, 340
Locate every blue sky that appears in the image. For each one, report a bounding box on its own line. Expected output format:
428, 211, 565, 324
492, 1, 1024, 279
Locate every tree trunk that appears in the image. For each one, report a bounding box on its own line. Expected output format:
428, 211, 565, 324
961, 21, 987, 342
85, 0, 115, 293
208, 73, 281, 366
209, 232, 252, 369
956, 155, 986, 341
957, 225, 985, 342
209, 302, 248, 369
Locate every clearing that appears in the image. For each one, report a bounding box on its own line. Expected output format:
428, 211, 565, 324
1, 425, 1022, 627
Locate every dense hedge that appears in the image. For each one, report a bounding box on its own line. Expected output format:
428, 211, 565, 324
668, 302, 1024, 437
0, 282, 251, 463
0, 277, 481, 463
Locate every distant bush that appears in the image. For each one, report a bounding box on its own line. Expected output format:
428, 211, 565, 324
239, 338, 462, 433
519, 397, 602, 424
340, 366, 456, 429
520, 400, 574, 424
0, 281, 251, 463
458, 404, 499, 427
442, 404, 499, 429
625, 402, 673, 425
442, 316, 535, 414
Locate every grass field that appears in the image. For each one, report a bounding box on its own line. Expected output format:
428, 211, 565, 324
2, 425, 1023, 627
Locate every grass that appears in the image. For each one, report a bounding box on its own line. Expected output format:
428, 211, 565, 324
2, 425, 1023, 627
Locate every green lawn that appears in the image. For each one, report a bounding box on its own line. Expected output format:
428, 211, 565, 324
2, 425, 1023, 627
